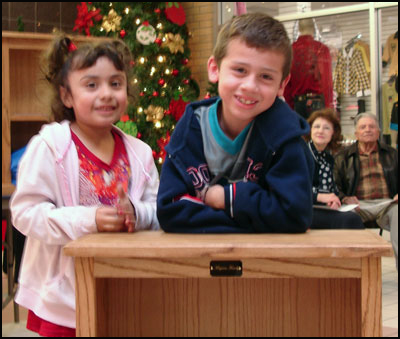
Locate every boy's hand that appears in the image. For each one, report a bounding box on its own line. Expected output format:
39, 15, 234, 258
204, 185, 225, 210
116, 183, 136, 232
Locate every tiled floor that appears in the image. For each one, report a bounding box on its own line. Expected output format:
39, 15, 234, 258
2, 228, 398, 337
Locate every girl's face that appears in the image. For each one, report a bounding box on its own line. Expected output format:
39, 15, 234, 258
311, 117, 334, 151
61, 56, 128, 130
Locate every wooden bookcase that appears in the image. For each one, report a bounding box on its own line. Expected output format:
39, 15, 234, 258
2, 32, 105, 196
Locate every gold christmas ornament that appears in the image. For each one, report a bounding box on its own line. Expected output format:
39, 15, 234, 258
101, 9, 121, 33
162, 33, 184, 54
144, 105, 164, 122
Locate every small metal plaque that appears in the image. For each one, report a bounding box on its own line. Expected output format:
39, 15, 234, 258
210, 261, 242, 277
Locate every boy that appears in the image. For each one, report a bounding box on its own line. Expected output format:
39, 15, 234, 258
157, 13, 314, 233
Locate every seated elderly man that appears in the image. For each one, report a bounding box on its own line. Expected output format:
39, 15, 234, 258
334, 112, 398, 269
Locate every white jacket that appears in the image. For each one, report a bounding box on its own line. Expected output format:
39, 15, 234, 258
10, 120, 159, 328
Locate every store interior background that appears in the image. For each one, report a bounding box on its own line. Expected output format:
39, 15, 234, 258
224, 2, 398, 144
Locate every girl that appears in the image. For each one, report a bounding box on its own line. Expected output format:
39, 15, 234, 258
304, 108, 364, 229
10, 35, 159, 336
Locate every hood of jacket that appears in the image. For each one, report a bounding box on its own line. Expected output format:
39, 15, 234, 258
38, 120, 74, 164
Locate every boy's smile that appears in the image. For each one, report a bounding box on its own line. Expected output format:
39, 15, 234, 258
208, 37, 290, 140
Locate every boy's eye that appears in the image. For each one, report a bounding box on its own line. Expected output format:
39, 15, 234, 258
261, 74, 272, 80
86, 82, 96, 88
234, 68, 245, 74
112, 81, 121, 87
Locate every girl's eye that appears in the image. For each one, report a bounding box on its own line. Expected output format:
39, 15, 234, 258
112, 81, 121, 87
86, 82, 96, 88
262, 74, 272, 80
234, 68, 245, 74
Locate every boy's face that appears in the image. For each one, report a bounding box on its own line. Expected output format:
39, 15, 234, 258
208, 38, 289, 137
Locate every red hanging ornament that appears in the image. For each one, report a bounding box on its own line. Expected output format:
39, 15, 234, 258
182, 79, 189, 85
182, 58, 189, 65
155, 38, 162, 46
137, 132, 142, 139
172, 69, 179, 76
154, 8, 161, 14
120, 114, 130, 122
153, 91, 159, 97
165, 2, 186, 26
120, 29, 126, 38
158, 78, 166, 86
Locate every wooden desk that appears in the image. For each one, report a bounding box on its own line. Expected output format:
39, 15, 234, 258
64, 230, 392, 337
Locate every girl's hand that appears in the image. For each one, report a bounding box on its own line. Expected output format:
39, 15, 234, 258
116, 184, 136, 232
95, 206, 125, 232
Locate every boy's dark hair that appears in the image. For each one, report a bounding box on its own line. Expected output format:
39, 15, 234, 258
42, 34, 136, 122
304, 108, 343, 152
212, 13, 292, 81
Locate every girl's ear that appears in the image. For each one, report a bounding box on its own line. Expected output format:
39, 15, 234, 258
207, 56, 219, 83
60, 86, 73, 108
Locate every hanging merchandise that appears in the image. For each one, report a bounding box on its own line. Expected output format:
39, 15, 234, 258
333, 35, 371, 97
382, 31, 398, 77
382, 77, 398, 137
284, 18, 333, 119
390, 76, 398, 148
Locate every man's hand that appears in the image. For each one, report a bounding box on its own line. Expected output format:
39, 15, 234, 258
342, 196, 360, 205
204, 185, 225, 210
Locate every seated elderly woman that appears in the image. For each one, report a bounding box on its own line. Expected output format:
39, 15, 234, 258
304, 108, 364, 229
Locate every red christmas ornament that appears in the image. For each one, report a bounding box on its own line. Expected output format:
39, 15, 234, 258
137, 132, 142, 139
172, 69, 179, 76
153, 91, 159, 97
158, 78, 165, 86
155, 38, 162, 46
165, 2, 186, 26
140, 92, 145, 97
120, 29, 126, 38
156, 131, 171, 162
183, 79, 189, 85
120, 114, 130, 122
154, 8, 161, 14
73, 2, 102, 36
182, 58, 189, 65
169, 96, 188, 121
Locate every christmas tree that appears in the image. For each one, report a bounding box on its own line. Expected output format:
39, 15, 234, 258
73, 2, 199, 170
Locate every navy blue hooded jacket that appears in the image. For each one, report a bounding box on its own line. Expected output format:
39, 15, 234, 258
157, 96, 314, 233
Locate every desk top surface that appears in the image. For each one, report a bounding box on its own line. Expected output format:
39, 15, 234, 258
63, 230, 392, 259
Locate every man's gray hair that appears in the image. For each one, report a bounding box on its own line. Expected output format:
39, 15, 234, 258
354, 112, 379, 128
